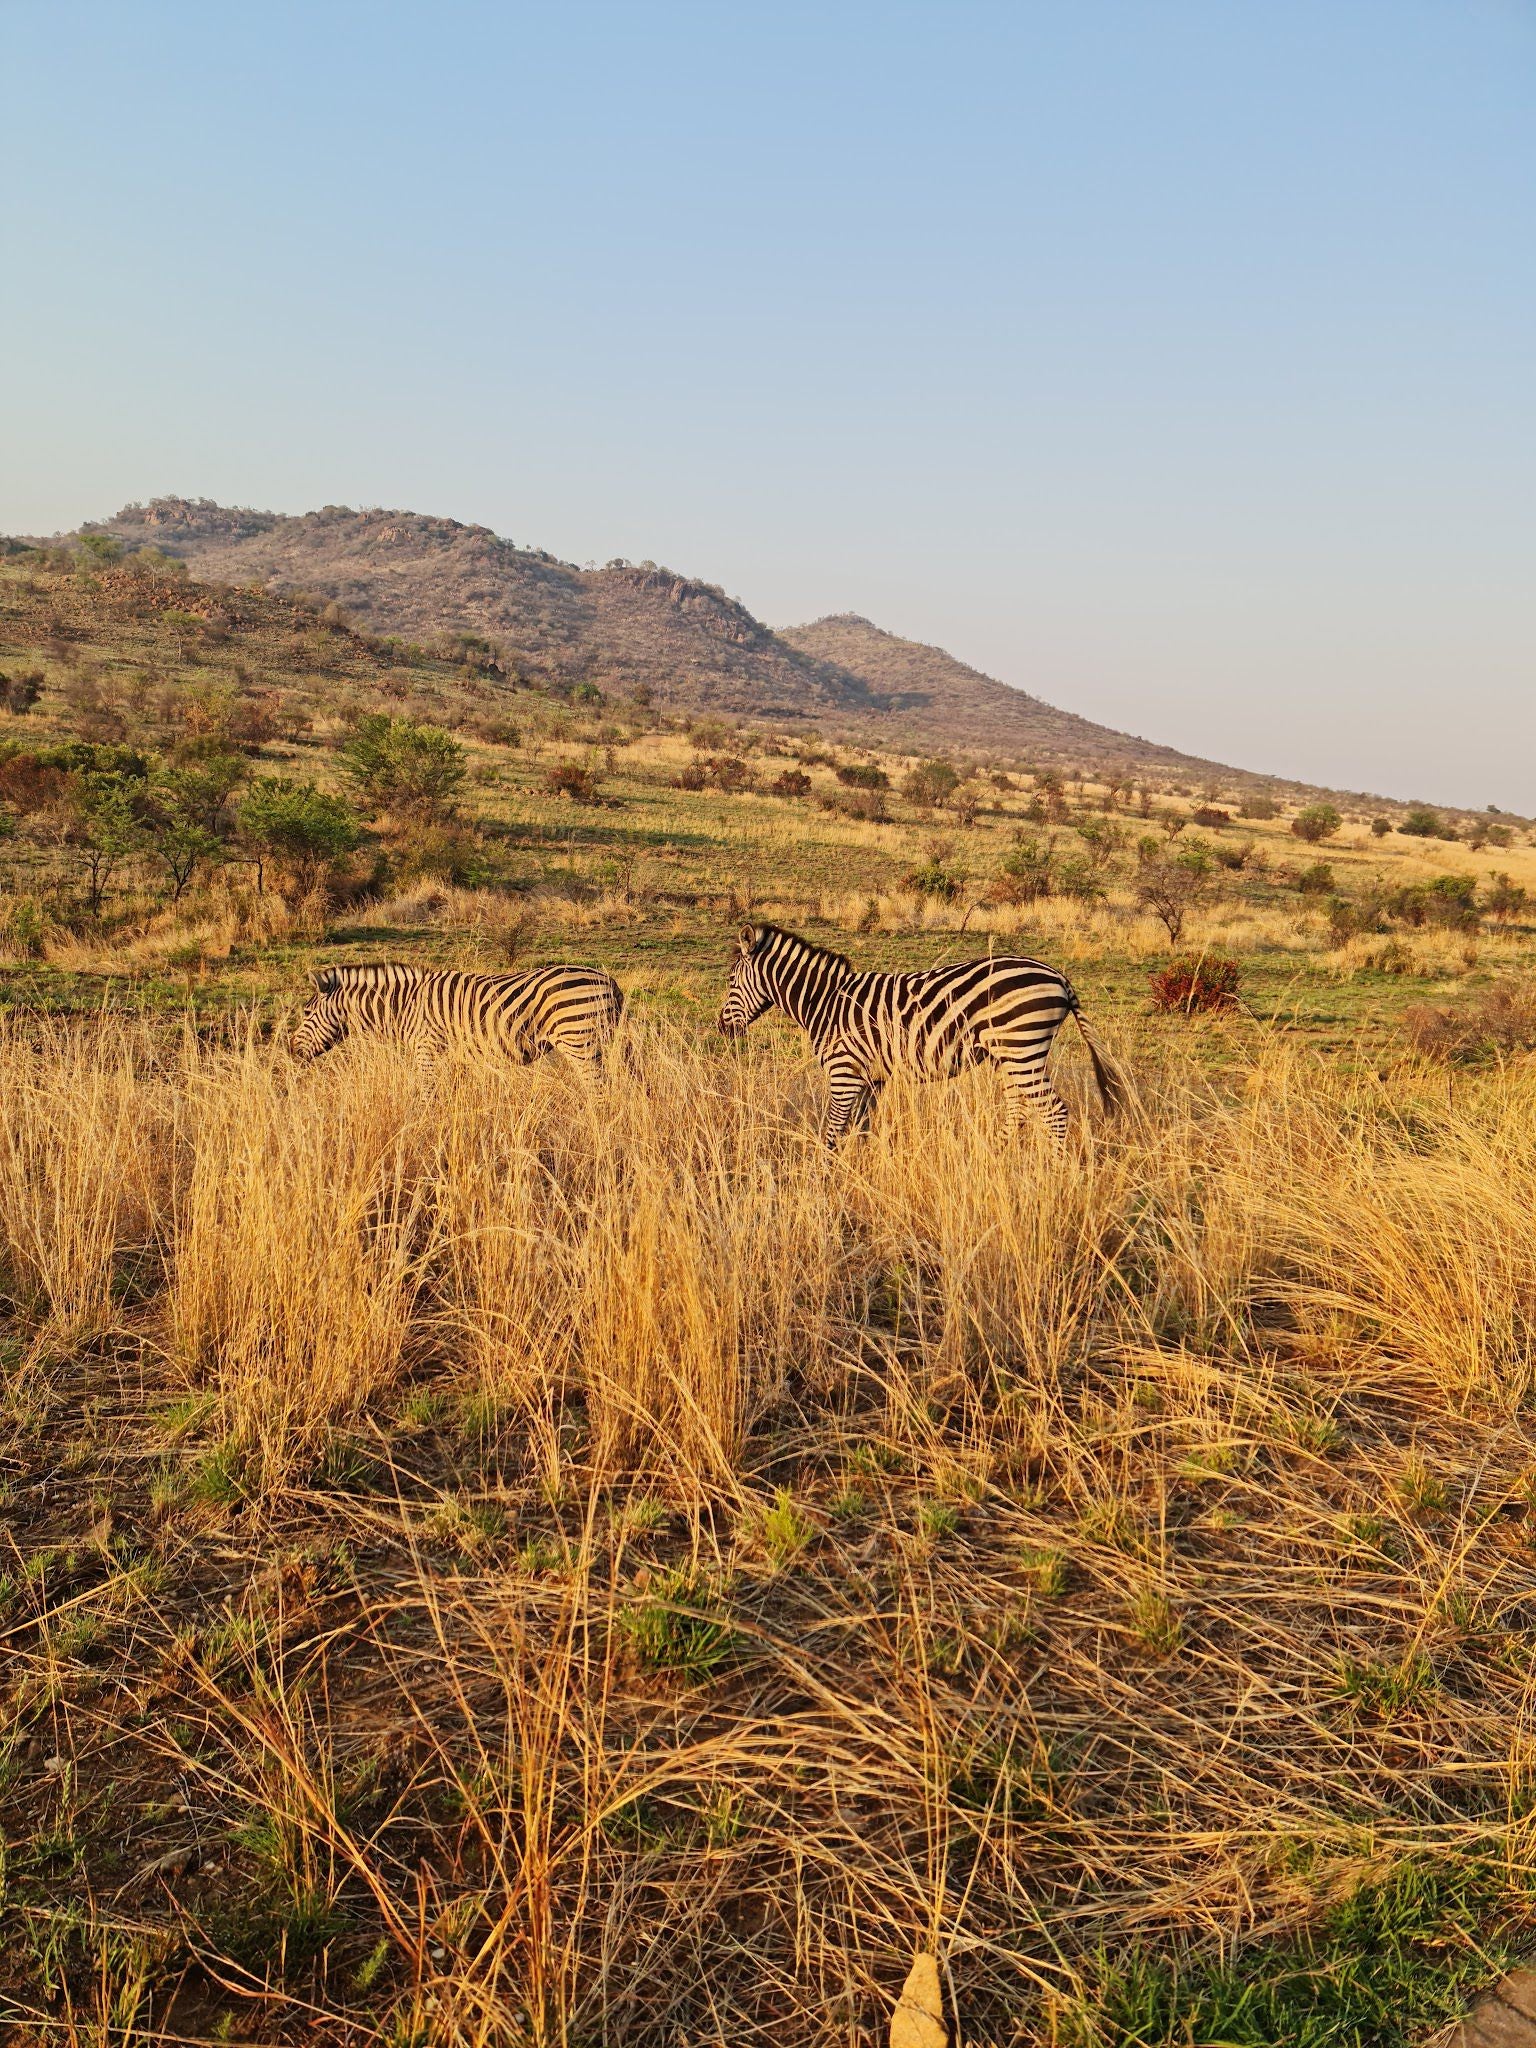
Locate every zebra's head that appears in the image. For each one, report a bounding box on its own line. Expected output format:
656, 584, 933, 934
717, 925, 774, 1039
291, 968, 349, 1061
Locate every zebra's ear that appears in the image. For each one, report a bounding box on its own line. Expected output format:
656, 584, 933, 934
738, 924, 758, 955
311, 967, 338, 994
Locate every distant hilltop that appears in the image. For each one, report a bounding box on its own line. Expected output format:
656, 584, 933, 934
68, 497, 1348, 798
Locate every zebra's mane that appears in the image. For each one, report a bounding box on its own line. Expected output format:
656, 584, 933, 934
754, 925, 853, 980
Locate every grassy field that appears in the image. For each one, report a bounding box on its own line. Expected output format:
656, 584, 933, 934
4, 552, 1536, 2043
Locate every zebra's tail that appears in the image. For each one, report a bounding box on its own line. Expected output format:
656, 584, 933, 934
1065, 987, 1124, 1116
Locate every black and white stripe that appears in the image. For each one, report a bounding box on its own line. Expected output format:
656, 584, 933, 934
292, 961, 623, 1067
718, 924, 1119, 1145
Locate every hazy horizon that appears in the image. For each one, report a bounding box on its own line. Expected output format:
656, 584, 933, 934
4, 2, 1533, 809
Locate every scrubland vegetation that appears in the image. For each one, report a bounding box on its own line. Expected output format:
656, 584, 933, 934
4, 541, 1536, 2042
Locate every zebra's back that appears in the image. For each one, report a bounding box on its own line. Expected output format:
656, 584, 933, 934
832, 956, 1074, 1079
331, 962, 622, 1062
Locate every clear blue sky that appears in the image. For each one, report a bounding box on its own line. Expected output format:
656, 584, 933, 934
3, 2, 1533, 806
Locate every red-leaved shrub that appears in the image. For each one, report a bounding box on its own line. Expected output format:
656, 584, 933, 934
1148, 954, 1242, 1015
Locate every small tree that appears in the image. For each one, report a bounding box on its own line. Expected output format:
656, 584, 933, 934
143, 772, 228, 900
238, 779, 362, 894
988, 835, 1055, 904
947, 780, 985, 826
65, 770, 144, 913
1370, 816, 1392, 837
1135, 840, 1217, 944
163, 752, 247, 829
1074, 814, 1128, 868
1291, 804, 1341, 844
341, 714, 466, 819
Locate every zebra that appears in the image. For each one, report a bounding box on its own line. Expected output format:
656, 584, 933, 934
291, 961, 623, 1068
717, 924, 1120, 1145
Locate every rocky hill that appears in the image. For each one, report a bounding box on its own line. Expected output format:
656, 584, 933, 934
778, 613, 1224, 779
67, 499, 1321, 793
88, 500, 869, 727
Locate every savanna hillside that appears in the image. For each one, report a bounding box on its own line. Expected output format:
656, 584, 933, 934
2, 532, 1536, 2045
68, 495, 1427, 794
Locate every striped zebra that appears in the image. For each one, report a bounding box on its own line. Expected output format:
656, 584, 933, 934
718, 924, 1120, 1145
291, 961, 623, 1067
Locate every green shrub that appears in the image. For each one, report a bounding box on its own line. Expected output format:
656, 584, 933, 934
341, 714, 466, 819
902, 855, 960, 899
239, 779, 361, 894
901, 760, 960, 808
1400, 806, 1447, 839
1291, 804, 1341, 844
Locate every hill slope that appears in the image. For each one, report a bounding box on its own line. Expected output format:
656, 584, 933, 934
89, 500, 873, 727
78, 498, 1262, 782
778, 613, 1224, 778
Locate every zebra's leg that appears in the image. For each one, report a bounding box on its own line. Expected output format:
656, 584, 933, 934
1000, 1057, 1070, 1144
410, 1027, 446, 1077
823, 1057, 875, 1148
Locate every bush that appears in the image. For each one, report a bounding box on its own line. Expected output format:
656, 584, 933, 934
1190, 806, 1230, 829
1400, 807, 1446, 839
341, 714, 466, 820
239, 779, 362, 895
545, 761, 604, 804
1370, 816, 1392, 837
902, 856, 960, 901
1211, 839, 1254, 872
831, 788, 888, 822
1296, 862, 1334, 895
1327, 894, 1386, 944
0, 747, 70, 814
834, 763, 888, 791
677, 755, 752, 795
1291, 804, 1341, 844
1054, 854, 1104, 901
1236, 794, 1279, 820
1385, 874, 1479, 931
389, 823, 507, 889
0, 670, 43, 715
1073, 814, 1127, 866
1484, 873, 1528, 922
988, 835, 1055, 904
1404, 984, 1536, 1063
1148, 955, 1242, 1015
770, 769, 812, 798
901, 760, 960, 808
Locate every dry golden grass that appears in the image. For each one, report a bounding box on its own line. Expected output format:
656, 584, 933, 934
3, 1013, 1536, 2042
